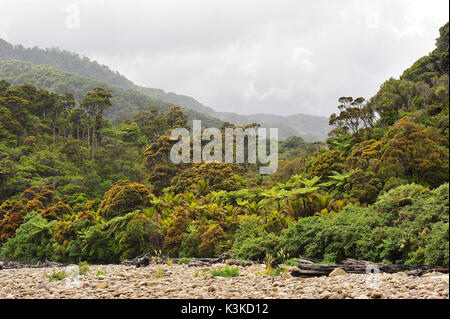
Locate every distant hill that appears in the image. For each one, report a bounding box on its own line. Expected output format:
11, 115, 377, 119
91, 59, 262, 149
0, 59, 223, 129
0, 39, 331, 141
214, 112, 330, 141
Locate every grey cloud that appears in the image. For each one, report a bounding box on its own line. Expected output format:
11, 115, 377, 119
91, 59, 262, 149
0, 0, 448, 116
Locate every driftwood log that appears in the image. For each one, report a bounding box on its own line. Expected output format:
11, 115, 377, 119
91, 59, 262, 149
0, 260, 67, 270
121, 253, 253, 268
290, 258, 449, 277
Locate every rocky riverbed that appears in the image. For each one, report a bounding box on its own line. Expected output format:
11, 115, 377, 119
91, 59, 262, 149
0, 263, 448, 299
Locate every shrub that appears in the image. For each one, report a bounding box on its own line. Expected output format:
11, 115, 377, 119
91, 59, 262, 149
278, 183, 449, 266
198, 224, 226, 257
179, 230, 201, 258
231, 216, 281, 261
78, 261, 90, 275
97, 180, 154, 220
211, 265, 240, 277
163, 208, 189, 257
0, 211, 57, 264
47, 270, 68, 282
177, 257, 193, 264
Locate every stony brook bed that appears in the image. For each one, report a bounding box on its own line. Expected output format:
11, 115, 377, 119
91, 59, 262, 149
0, 264, 448, 299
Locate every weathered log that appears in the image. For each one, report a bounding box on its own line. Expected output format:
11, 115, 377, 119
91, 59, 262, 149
291, 259, 448, 277
122, 254, 151, 267
121, 253, 235, 268
0, 260, 67, 270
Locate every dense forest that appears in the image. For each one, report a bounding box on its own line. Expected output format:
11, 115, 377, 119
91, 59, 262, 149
0, 59, 224, 129
0, 39, 330, 141
0, 23, 448, 267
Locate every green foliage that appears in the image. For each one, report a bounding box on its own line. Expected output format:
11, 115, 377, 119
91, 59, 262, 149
0, 211, 57, 264
168, 162, 246, 194
263, 266, 286, 277
97, 180, 154, 220
47, 270, 68, 282
280, 184, 449, 266
177, 257, 193, 264
95, 269, 106, 276
78, 261, 90, 275
211, 265, 240, 277
231, 216, 281, 261
307, 150, 344, 181
0, 23, 448, 268
179, 228, 201, 258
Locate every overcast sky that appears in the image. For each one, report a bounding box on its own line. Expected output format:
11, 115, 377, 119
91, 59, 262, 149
0, 0, 448, 116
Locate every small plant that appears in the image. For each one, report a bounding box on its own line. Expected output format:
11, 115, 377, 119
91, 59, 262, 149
264, 252, 275, 269
211, 265, 240, 277
262, 252, 288, 276
178, 257, 193, 265
78, 261, 90, 275
153, 265, 164, 278
154, 250, 162, 263
321, 253, 337, 264
284, 258, 299, 267
277, 248, 290, 265
47, 270, 68, 282
193, 269, 209, 277
265, 266, 288, 276
167, 258, 173, 266
95, 270, 106, 276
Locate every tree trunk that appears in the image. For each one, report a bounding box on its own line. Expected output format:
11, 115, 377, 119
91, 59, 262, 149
87, 122, 90, 159
92, 114, 95, 161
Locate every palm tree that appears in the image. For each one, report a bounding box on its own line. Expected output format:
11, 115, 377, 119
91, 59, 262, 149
260, 189, 287, 210
282, 199, 304, 219
313, 194, 346, 217
326, 170, 351, 194
192, 179, 210, 196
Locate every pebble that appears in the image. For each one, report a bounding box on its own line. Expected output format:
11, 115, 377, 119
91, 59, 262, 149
0, 264, 447, 299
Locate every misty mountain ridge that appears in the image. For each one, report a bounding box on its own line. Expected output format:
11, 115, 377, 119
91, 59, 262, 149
0, 38, 330, 141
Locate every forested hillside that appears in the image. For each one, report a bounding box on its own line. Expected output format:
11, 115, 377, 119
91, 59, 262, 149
0, 39, 214, 113
0, 59, 223, 129
0, 23, 448, 268
215, 111, 330, 141
0, 39, 330, 141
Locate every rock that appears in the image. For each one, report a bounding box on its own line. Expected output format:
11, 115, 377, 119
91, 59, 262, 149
23, 289, 35, 295
96, 282, 108, 289
36, 281, 48, 290
421, 272, 440, 278
0, 263, 448, 299
370, 291, 384, 299
320, 290, 333, 299
328, 268, 349, 277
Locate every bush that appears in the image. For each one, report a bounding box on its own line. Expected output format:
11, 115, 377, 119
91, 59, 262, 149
47, 270, 68, 282
177, 257, 193, 264
231, 216, 281, 261
278, 183, 449, 266
211, 265, 240, 277
97, 180, 154, 220
198, 224, 226, 257
0, 211, 57, 263
179, 230, 201, 258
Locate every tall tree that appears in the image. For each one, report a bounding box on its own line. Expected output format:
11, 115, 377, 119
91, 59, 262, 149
81, 88, 112, 160
48, 92, 75, 152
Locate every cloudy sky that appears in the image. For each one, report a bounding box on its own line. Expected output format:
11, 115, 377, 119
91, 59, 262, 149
0, 0, 448, 116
